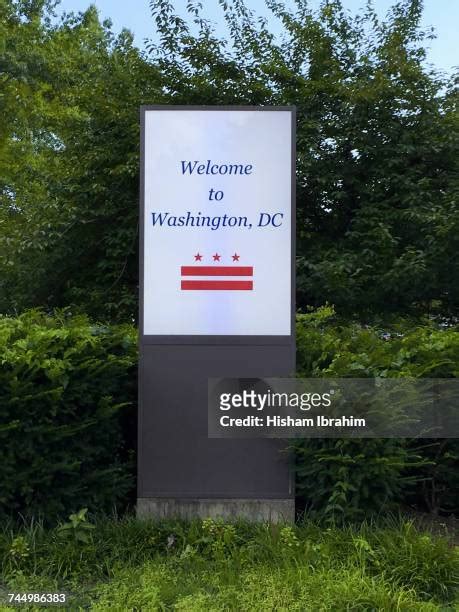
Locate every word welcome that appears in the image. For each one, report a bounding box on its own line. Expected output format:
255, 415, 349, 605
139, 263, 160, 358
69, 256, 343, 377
181, 160, 253, 175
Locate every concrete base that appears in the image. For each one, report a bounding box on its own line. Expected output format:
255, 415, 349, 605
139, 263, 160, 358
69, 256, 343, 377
137, 498, 295, 523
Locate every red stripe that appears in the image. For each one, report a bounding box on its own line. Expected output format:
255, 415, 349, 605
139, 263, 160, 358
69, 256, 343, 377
181, 280, 253, 290
181, 266, 253, 277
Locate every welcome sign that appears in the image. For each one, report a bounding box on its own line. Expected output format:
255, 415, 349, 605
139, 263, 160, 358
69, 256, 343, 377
141, 107, 295, 336
138, 106, 296, 522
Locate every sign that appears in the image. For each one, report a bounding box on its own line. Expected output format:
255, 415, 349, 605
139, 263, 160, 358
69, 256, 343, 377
138, 106, 296, 523
142, 107, 294, 336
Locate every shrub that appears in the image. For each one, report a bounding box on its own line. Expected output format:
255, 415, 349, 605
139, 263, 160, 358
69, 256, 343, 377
1, 307, 456, 524
294, 438, 422, 523
294, 307, 458, 522
0, 310, 137, 522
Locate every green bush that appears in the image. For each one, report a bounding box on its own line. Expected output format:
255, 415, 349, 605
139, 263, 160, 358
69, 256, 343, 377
0, 310, 137, 522
294, 438, 421, 523
294, 307, 459, 522
1, 307, 456, 524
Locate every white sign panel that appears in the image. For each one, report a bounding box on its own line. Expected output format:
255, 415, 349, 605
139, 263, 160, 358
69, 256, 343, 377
142, 108, 293, 336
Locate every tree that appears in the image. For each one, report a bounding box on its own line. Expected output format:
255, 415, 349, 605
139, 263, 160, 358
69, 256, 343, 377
0, 0, 161, 320
1, 0, 457, 320
147, 0, 458, 317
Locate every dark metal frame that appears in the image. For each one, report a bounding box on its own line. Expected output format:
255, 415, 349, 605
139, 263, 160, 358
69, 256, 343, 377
139, 105, 296, 346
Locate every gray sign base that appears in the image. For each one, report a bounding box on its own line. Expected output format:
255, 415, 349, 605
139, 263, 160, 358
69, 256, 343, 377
137, 344, 295, 523
137, 497, 294, 523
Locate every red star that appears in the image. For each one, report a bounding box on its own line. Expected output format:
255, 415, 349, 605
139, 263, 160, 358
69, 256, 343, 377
194, 253, 203, 261
232, 253, 240, 262
213, 253, 221, 262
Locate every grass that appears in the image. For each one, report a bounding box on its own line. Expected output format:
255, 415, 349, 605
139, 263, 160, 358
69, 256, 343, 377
0, 514, 457, 610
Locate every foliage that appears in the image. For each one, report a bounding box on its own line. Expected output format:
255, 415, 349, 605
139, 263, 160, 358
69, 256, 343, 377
406, 440, 459, 517
147, 0, 458, 317
0, 516, 457, 609
296, 306, 459, 379
1, 308, 456, 524
0, 310, 137, 522
56, 508, 95, 544
1, 0, 457, 320
294, 438, 422, 523
0, 0, 161, 320
294, 307, 459, 522
8, 535, 30, 564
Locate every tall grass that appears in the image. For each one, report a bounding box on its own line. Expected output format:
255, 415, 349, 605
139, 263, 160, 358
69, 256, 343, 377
0, 515, 457, 610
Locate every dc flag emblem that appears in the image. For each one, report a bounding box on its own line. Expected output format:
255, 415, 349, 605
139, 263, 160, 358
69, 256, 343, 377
180, 252, 253, 291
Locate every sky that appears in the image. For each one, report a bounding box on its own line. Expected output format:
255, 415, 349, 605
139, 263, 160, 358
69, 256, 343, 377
54, 0, 458, 74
